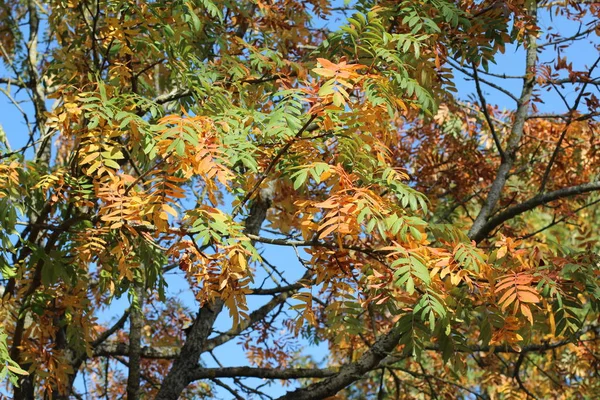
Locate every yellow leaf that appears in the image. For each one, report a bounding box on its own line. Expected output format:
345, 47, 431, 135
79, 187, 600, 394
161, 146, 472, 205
497, 245, 507, 259
332, 92, 345, 107
520, 303, 534, 324
7, 365, 29, 375
80, 152, 99, 166
237, 252, 247, 271
313, 68, 336, 78
219, 279, 228, 291
110, 222, 123, 229
546, 301, 556, 336
162, 203, 178, 218
515, 333, 523, 341
87, 160, 102, 175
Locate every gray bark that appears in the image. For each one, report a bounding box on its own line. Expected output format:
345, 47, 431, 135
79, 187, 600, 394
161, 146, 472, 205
468, 1, 538, 243
155, 193, 272, 399
127, 284, 144, 399
275, 323, 406, 400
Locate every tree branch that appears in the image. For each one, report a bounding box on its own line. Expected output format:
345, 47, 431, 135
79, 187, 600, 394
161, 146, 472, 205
93, 343, 179, 359
518, 197, 600, 240
156, 170, 273, 399
126, 284, 144, 399
114, 356, 160, 389
204, 271, 311, 352
538, 54, 600, 193
526, 111, 600, 120
275, 322, 407, 400
513, 353, 538, 399
0, 76, 30, 88
92, 310, 130, 348
390, 366, 485, 400
471, 62, 505, 159
249, 281, 307, 295
447, 58, 519, 102
470, 181, 600, 242
154, 300, 224, 400
189, 366, 338, 381
468, 1, 538, 243
245, 233, 384, 255
210, 378, 244, 400
538, 25, 596, 48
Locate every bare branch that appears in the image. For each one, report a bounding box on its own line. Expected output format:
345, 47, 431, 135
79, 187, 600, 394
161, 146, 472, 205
526, 111, 600, 120
513, 353, 539, 400
204, 271, 310, 352
274, 322, 407, 400
470, 181, 600, 242
153, 88, 192, 105
93, 343, 179, 359
189, 366, 338, 381
471, 62, 505, 159
249, 282, 307, 295
447, 58, 519, 103
155, 300, 224, 400
211, 379, 244, 400
538, 25, 596, 48
0, 129, 55, 160
538, 54, 600, 193
114, 357, 160, 389
390, 366, 485, 400
126, 284, 144, 399
92, 310, 130, 348
518, 197, 600, 239
0, 77, 30, 88
468, 1, 538, 243
245, 233, 385, 255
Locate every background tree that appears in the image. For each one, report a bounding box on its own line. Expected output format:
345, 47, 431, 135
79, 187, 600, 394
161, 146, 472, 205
0, 0, 599, 399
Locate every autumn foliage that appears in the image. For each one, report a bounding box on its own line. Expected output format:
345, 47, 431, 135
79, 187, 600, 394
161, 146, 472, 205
0, 0, 600, 399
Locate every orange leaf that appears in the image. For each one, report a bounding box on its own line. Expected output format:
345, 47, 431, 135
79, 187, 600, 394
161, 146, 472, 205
318, 223, 339, 239
498, 288, 515, 307
313, 68, 336, 78
500, 292, 517, 311
517, 290, 540, 303
316, 58, 338, 70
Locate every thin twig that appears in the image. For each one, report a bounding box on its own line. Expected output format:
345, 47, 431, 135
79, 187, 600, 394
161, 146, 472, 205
538, 54, 600, 193
472, 62, 505, 159
518, 197, 600, 239
448, 58, 519, 103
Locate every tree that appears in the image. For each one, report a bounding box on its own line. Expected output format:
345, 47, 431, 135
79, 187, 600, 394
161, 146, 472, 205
0, 0, 599, 398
